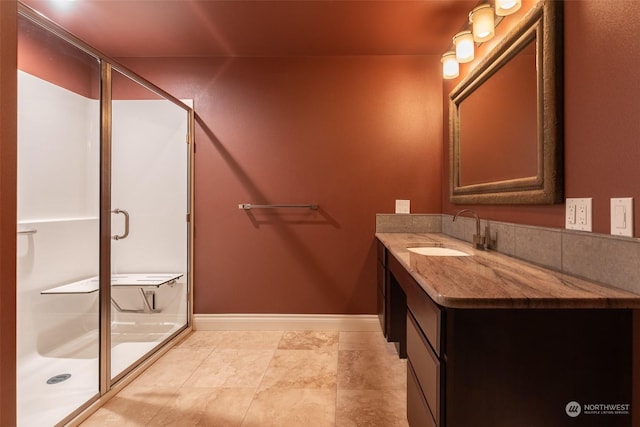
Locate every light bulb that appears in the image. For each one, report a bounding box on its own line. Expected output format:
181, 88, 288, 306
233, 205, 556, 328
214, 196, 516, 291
469, 4, 495, 42
453, 31, 474, 63
495, 0, 521, 16
441, 52, 459, 79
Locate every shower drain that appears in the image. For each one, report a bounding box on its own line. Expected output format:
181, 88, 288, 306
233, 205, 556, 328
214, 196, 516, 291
46, 373, 71, 385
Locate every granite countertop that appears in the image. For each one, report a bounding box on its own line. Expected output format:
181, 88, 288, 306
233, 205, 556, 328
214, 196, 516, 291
376, 232, 640, 309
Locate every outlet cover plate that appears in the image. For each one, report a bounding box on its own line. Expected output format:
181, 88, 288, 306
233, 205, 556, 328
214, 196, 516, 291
610, 197, 633, 237
566, 198, 592, 231
395, 199, 410, 214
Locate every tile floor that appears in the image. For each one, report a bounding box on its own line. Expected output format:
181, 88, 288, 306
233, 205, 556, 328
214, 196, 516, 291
80, 330, 409, 426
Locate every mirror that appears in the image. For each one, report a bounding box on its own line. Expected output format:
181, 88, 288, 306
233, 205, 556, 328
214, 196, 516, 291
449, 0, 563, 204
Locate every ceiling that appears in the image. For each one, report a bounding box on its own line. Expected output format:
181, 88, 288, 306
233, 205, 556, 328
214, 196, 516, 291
21, 0, 479, 58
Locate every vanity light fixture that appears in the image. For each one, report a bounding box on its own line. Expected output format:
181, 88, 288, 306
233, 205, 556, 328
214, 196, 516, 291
469, 4, 495, 42
453, 30, 474, 63
441, 51, 459, 79
495, 0, 521, 16
49, 0, 77, 10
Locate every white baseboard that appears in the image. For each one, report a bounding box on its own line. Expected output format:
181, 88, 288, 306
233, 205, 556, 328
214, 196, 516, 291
193, 314, 381, 332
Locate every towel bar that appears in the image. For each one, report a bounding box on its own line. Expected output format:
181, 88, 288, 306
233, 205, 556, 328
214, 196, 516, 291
238, 203, 318, 210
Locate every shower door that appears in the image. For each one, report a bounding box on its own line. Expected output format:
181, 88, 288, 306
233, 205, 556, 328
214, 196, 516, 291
109, 68, 190, 381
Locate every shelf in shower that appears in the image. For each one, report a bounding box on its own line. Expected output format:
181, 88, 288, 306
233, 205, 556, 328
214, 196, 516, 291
41, 273, 183, 294
41, 277, 99, 294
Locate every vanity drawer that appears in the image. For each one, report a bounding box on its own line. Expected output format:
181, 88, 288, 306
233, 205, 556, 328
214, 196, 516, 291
406, 283, 443, 356
407, 312, 441, 425
407, 361, 437, 427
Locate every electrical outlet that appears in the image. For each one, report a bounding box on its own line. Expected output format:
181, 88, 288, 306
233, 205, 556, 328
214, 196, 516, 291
566, 198, 592, 231
566, 203, 576, 225
577, 204, 587, 225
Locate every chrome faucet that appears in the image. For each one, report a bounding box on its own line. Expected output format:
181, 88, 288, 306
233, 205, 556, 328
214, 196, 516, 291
452, 209, 486, 250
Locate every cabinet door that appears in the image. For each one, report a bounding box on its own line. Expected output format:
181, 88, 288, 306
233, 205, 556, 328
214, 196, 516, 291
445, 308, 633, 427
406, 278, 442, 356
407, 312, 441, 425
376, 240, 388, 337
387, 273, 407, 357
376, 239, 387, 266
407, 362, 438, 427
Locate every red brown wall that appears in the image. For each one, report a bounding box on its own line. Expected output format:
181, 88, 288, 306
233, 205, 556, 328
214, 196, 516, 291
442, 0, 640, 236
0, 1, 17, 425
121, 55, 443, 314
563, 0, 640, 235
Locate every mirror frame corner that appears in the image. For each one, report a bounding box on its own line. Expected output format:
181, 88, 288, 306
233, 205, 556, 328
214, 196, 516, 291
449, 0, 564, 205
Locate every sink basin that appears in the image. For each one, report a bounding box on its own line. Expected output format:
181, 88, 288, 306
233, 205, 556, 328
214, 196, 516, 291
408, 246, 471, 257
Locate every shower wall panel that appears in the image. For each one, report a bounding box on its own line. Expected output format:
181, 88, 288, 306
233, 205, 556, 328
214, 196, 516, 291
17, 71, 100, 357
18, 71, 99, 220
17, 69, 100, 426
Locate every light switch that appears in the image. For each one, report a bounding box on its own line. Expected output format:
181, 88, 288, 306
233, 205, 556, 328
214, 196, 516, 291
614, 206, 626, 228
395, 199, 410, 214
610, 197, 633, 237
566, 198, 592, 231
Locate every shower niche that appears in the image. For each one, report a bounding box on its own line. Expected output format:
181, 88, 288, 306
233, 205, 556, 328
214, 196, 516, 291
17, 7, 192, 427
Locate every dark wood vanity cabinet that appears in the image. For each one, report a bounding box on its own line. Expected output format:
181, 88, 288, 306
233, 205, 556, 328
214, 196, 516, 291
378, 241, 407, 356
385, 250, 633, 427
403, 262, 444, 427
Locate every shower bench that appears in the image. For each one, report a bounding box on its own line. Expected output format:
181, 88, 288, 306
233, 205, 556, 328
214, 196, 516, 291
41, 273, 183, 313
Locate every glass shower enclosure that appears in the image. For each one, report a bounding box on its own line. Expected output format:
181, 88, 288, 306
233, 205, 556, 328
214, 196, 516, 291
109, 69, 190, 382
16, 5, 193, 426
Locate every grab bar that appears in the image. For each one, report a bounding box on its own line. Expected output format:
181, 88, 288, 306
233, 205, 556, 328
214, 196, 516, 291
17, 228, 37, 235
238, 203, 318, 210
112, 208, 130, 240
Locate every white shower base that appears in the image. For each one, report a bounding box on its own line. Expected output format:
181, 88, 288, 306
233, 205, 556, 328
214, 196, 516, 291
18, 319, 185, 427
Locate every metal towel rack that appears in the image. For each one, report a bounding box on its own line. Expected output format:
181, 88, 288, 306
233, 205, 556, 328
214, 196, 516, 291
238, 203, 318, 210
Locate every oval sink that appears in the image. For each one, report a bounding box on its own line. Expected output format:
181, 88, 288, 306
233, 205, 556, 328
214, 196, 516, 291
408, 246, 471, 257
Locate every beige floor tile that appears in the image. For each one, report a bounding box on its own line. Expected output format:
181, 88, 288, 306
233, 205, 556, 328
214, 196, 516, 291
259, 349, 338, 390
338, 331, 389, 351
148, 387, 255, 427
209, 331, 284, 350
81, 329, 409, 426
128, 347, 212, 388
278, 330, 339, 350
79, 386, 178, 427
336, 389, 409, 427
337, 350, 406, 390
242, 388, 336, 427
175, 331, 226, 349
184, 349, 275, 388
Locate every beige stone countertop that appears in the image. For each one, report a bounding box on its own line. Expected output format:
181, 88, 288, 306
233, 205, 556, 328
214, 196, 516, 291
376, 232, 640, 309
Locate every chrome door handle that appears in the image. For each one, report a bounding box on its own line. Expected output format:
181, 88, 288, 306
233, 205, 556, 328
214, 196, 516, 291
112, 208, 130, 240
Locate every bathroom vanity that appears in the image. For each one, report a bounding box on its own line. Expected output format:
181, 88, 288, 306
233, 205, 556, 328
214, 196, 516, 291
376, 233, 640, 427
